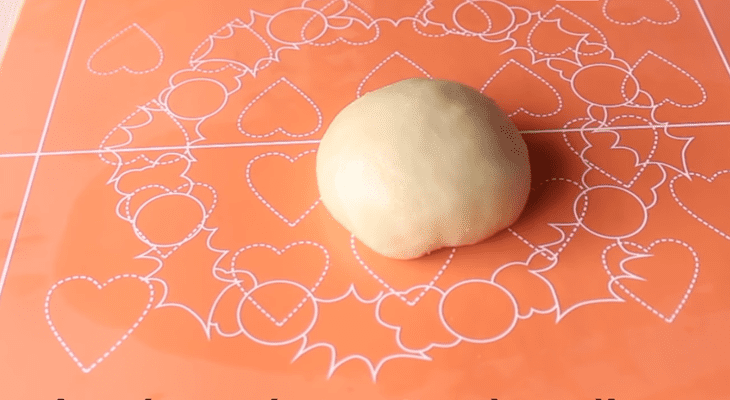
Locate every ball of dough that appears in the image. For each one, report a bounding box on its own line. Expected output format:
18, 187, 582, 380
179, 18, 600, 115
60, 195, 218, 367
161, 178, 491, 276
316, 78, 531, 260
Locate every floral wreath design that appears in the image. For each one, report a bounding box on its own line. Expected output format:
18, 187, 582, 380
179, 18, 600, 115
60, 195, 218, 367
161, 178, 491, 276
44, 0, 721, 380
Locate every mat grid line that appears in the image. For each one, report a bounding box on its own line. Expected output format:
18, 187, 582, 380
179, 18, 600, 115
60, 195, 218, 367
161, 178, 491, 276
0, 0, 88, 304
2, 0, 729, 304
693, 0, 730, 80
0, 121, 728, 159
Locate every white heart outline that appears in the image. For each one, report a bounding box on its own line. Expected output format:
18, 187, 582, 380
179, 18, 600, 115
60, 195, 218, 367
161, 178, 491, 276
602, 0, 680, 26
246, 150, 320, 227
232, 241, 330, 326
237, 77, 323, 138
87, 22, 164, 76
188, 18, 275, 75
669, 170, 730, 242
508, 177, 588, 259
44, 274, 154, 373
601, 238, 699, 323
356, 51, 432, 98
481, 59, 563, 118
350, 234, 456, 306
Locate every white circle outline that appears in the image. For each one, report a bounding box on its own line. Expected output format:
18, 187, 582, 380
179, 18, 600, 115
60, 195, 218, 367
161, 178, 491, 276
132, 192, 208, 247
438, 279, 518, 344
572, 185, 648, 239
161, 78, 230, 121
266, 7, 329, 45
453, 0, 516, 37
571, 63, 640, 107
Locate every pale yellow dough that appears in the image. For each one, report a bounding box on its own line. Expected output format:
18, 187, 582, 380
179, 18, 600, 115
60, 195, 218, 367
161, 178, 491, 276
316, 78, 531, 260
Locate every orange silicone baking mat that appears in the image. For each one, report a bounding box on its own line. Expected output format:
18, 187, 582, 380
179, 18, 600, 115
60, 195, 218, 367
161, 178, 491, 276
1, 0, 729, 398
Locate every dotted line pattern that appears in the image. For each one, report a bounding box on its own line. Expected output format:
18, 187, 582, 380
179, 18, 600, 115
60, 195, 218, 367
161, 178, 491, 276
132, 183, 217, 245
669, 170, 730, 242
562, 115, 659, 189
454, 1, 494, 35
85, 0, 710, 373
237, 77, 323, 138
527, 16, 580, 58
189, 21, 240, 66
545, 178, 587, 256
44, 274, 154, 373
508, 177, 587, 260
480, 59, 563, 118
601, 238, 699, 323
189, 19, 274, 74
411, 2, 452, 39
630, 50, 707, 109
535, 6, 608, 57
245, 150, 319, 227
356, 51, 433, 98
232, 241, 330, 326
620, 70, 642, 105
87, 23, 164, 76
602, 0, 680, 26
350, 234, 457, 306
122, 183, 173, 220
116, 179, 217, 259
607, 114, 659, 168
301, 0, 381, 47
98, 100, 194, 167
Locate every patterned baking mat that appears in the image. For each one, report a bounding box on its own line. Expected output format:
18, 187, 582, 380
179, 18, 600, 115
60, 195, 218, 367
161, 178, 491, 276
0, 0, 729, 398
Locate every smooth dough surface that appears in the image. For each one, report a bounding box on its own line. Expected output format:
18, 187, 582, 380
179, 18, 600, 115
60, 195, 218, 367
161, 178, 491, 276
316, 78, 531, 260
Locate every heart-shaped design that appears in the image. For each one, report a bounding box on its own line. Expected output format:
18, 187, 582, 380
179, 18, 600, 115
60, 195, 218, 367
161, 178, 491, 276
100, 101, 199, 181
583, 162, 667, 209
481, 59, 562, 118
538, 227, 623, 320
669, 170, 730, 242
123, 182, 215, 222
604, 115, 659, 164
237, 77, 322, 138
562, 116, 665, 186
118, 179, 216, 259
491, 251, 559, 318
631, 51, 706, 108
425, 0, 514, 36
87, 23, 163, 76
536, 5, 607, 55
526, 16, 593, 58
356, 51, 432, 98
602, 238, 699, 322
101, 102, 193, 153
417, 0, 475, 34
231, 241, 329, 325
350, 234, 457, 306
45, 274, 154, 373
509, 177, 587, 258
306, 1, 380, 46
589, 118, 690, 178
189, 19, 273, 75
207, 276, 256, 336
602, 0, 680, 26
578, 130, 649, 187
376, 286, 458, 352
455, 0, 518, 36
572, 63, 639, 107
546, 58, 581, 82
114, 153, 192, 196
246, 150, 319, 227
132, 192, 210, 247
